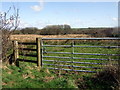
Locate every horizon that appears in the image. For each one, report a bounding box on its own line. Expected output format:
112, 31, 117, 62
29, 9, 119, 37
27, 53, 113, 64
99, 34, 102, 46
2, 2, 118, 29
17, 26, 115, 30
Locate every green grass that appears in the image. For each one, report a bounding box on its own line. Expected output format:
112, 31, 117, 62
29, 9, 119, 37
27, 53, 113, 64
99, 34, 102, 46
2, 63, 118, 89
2, 40, 119, 88
2, 63, 81, 88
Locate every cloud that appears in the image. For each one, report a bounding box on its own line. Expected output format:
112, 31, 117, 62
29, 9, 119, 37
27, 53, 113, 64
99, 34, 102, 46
112, 17, 117, 21
31, 0, 44, 12
19, 19, 32, 28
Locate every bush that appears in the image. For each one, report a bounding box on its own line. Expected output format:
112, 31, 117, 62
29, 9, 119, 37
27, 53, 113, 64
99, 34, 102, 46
12, 26, 120, 38
40, 24, 72, 35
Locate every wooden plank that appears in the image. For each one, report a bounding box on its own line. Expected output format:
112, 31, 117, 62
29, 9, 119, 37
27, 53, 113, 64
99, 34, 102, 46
19, 53, 37, 57
18, 42, 36, 45
17, 59, 37, 63
19, 48, 37, 51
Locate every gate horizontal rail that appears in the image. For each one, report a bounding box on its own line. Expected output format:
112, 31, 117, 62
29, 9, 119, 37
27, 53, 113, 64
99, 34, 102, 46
42, 38, 120, 40
43, 63, 102, 69
43, 56, 119, 61
43, 51, 120, 56
42, 45, 120, 48
45, 67, 97, 73
43, 59, 108, 65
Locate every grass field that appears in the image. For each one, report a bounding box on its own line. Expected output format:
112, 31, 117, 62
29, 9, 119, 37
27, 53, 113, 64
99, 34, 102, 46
10, 34, 91, 42
2, 36, 119, 89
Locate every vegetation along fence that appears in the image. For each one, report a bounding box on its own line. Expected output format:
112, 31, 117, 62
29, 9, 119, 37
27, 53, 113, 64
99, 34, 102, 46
12, 38, 120, 73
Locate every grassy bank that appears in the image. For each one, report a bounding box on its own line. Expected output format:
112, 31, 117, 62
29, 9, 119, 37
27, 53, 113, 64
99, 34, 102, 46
2, 62, 119, 89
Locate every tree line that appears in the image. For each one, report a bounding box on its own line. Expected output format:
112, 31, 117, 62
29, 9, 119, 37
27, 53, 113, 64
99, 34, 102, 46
13, 25, 120, 37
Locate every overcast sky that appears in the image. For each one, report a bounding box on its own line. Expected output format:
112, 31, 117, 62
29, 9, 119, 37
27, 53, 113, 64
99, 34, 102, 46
2, 1, 118, 29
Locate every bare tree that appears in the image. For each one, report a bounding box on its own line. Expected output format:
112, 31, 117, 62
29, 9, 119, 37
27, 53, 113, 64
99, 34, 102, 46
0, 5, 20, 62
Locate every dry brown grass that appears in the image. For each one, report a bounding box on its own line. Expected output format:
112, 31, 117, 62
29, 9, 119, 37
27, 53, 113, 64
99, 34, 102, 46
44, 76, 55, 82
10, 34, 91, 42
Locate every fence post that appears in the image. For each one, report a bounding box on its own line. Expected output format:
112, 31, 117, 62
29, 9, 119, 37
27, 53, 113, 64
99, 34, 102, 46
13, 41, 19, 65
36, 38, 42, 69
118, 51, 120, 89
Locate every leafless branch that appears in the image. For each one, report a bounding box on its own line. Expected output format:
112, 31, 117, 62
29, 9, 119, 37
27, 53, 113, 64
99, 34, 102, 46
0, 5, 20, 62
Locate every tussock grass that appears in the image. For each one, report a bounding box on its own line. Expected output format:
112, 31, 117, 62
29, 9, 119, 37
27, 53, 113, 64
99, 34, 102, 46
76, 65, 119, 89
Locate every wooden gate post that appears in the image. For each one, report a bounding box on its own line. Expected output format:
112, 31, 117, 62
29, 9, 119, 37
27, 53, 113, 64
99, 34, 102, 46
118, 52, 120, 89
13, 41, 19, 65
36, 38, 42, 69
